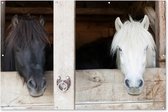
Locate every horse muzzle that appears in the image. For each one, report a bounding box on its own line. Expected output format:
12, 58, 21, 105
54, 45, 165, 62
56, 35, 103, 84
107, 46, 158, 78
27, 78, 47, 97
28, 87, 46, 97
126, 87, 143, 95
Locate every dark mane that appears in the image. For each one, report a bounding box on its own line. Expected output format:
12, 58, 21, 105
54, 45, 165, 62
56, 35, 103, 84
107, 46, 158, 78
3, 15, 50, 71
6, 15, 49, 49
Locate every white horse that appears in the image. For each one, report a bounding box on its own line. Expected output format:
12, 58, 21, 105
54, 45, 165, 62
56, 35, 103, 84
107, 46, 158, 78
111, 15, 156, 95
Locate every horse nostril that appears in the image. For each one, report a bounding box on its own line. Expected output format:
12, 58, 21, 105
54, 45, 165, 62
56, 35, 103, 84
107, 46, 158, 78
139, 79, 143, 87
41, 79, 47, 88
125, 79, 130, 88
27, 79, 36, 89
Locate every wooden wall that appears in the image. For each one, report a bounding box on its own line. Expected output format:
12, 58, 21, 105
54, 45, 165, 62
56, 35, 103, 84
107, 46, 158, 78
75, 1, 155, 48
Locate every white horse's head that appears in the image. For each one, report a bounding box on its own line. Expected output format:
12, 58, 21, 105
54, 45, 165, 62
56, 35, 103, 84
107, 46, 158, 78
111, 15, 156, 95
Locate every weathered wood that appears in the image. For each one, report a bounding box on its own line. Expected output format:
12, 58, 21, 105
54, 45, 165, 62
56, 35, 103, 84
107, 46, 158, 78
54, 0, 75, 109
76, 8, 126, 15
144, 6, 155, 33
75, 68, 166, 110
1, 68, 166, 110
76, 101, 165, 110
5, 7, 53, 14
1, 1, 5, 71
155, 1, 166, 67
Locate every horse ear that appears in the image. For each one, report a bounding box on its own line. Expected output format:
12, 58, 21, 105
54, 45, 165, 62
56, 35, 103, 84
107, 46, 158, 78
39, 16, 45, 26
12, 15, 19, 27
115, 17, 123, 31
141, 15, 149, 30
129, 15, 133, 22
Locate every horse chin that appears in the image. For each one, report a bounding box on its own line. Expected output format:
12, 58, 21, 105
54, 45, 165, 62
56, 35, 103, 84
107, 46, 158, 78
28, 87, 46, 97
126, 87, 143, 96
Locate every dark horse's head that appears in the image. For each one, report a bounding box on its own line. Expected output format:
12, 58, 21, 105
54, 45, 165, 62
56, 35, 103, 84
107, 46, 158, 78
3, 15, 50, 97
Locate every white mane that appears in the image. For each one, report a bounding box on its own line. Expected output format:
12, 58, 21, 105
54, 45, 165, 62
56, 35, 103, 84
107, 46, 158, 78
111, 16, 156, 68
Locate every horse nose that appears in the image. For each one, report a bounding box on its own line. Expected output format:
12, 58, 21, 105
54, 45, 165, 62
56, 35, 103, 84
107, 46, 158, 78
138, 79, 143, 88
125, 79, 144, 88
27, 78, 37, 89
41, 78, 47, 88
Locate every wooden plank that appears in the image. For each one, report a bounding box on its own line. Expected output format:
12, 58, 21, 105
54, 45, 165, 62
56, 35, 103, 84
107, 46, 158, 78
1, 1, 5, 71
76, 15, 117, 22
54, 0, 75, 109
5, 7, 53, 14
75, 68, 166, 109
76, 101, 165, 110
144, 6, 155, 33
76, 8, 126, 15
1, 68, 166, 110
155, 1, 166, 67
1, 71, 54, 109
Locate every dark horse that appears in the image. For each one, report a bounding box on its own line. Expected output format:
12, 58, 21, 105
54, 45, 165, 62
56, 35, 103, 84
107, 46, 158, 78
2, 15, 50, 97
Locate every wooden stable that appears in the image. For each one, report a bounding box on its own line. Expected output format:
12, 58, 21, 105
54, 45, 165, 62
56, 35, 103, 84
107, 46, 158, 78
1, 68, 166, 109
1, 0, 166, 110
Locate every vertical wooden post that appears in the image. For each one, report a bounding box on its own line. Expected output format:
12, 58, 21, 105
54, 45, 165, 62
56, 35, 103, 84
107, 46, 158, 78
1, 1, 5, 71
54, 0, 75, 109
155, 1, 166, 67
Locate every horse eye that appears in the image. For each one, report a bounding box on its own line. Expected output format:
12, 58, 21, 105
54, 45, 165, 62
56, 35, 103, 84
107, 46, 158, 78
119, 47, 122, 52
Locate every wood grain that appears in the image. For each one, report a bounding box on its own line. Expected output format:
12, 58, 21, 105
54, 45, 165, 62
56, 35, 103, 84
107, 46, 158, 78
76, 8, 126, 15
155, 1, 166, 67
54, 0, 75, 109
5, 7, 53, 14
75, 68, 166, 110
1, 68, 165, 110
144, 6, 155, 33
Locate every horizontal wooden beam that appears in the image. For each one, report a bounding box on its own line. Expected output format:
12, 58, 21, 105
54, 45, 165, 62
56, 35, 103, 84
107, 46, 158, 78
76, 8, 126, 15
76, 15, 117, 22
75, 68, 166, 109
76, 101, 165, 110
1, 68, 166, 110
5, 7, 53, 14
